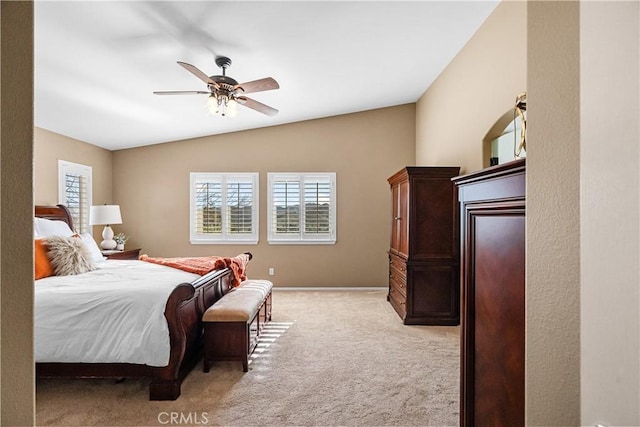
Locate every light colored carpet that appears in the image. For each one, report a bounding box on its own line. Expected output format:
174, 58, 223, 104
36, 290, 460, 426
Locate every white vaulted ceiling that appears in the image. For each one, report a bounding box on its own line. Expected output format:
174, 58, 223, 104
34, 1, 498, 150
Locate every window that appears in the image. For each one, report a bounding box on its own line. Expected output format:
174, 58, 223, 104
58, 160, 92, 233
268, 173, 336, 244
190, 173, 259, 244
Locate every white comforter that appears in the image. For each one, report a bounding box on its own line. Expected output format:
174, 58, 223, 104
35, 260, 200, 367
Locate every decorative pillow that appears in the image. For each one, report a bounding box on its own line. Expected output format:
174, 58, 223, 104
34, 239, 55, 280
78, 233, 106, 263
35, 217, 74, 238
45, 235, 97, 276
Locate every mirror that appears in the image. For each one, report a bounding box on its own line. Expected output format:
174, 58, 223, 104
483, 92, 527, 167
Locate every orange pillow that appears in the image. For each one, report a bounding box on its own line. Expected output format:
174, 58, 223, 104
35, 239, 55, 280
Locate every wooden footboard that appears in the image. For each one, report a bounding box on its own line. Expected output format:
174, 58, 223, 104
149, 267, 232, 400
37, 267, 233, 400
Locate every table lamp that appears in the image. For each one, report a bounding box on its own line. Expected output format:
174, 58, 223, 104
89, 205, 123, 250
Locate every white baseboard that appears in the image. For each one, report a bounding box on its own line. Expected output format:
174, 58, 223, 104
273, 286, 387, 291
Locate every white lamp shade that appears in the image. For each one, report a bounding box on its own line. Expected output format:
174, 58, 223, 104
89, 205, 122, 225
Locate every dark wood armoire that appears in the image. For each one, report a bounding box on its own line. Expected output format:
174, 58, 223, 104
387, 166, 461, 325
452, 159, 526, 426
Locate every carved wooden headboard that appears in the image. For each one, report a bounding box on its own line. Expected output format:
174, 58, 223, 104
34, 205, 74, 230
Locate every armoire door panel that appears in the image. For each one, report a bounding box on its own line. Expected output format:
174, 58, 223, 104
399, 180, 410, 257
409, 266, 459, 322
390, 182, 402, 254
412, 177, 457, 260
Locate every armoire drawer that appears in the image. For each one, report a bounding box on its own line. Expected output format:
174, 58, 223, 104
389, 272, 407, 297
388, 284, 407, 318
389, 254, 407, 277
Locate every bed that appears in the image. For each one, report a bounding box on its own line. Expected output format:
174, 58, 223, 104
34, 204, 249, 400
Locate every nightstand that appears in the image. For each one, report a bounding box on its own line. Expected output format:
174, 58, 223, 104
101, 248, 141, 260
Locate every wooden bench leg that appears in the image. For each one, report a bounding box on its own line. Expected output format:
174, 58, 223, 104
244, 320, 253, 372
266, 292, 272, 321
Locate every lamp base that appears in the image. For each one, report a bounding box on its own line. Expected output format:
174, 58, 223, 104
100, 239, 117, 250
100, 225, 117, 250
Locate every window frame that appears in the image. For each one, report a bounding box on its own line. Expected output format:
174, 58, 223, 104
189, 172, 259, 245
58, 160, 93, 234
267, 172, 337, 245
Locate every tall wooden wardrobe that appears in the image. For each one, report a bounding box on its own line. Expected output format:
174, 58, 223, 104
387, 166, 460, 325
452, 159, 526, 426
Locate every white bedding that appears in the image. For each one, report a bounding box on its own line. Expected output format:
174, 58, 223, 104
35, 260, 200, 367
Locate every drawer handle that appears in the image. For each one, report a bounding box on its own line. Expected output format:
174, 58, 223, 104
394, 217, 401, 221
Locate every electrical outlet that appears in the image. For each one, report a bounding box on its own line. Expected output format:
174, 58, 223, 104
269, 267, 275, 276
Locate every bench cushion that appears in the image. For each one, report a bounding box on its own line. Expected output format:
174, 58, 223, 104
203, 279, 273, 322
236, 279, 273, 299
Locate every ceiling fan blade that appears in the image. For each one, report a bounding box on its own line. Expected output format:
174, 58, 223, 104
236, 96, 278, 116
234, 77, 279, 94
153, 90, 210, 95
177, 61, 219, 89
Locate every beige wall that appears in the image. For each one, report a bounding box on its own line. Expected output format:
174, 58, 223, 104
527, 2, 581, 424
0, 1, 35, 425
34, 128, 113, 207
415, 0, 526, 173
113, 105, 416, 287
579, 1, 639, 424
34, 128, 113, 243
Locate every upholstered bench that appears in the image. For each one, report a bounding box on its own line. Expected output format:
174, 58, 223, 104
203, 279, 273, 372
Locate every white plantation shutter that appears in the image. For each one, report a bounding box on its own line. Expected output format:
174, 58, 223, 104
268, 173, 336, 244
226, 180, 254, 235
194, 180, 223, 235
190, 173, 258, 244
272, 179, 300, 234
304, 178, 332, 234
58, 160, 92, 233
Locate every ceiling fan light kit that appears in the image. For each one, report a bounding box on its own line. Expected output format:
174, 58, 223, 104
154, 56, 279, 118
207, 94, 238, 117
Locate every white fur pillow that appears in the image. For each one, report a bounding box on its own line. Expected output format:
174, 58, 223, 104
45, 235, 97, 276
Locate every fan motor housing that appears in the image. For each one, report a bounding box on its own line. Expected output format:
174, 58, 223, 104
210, 75, 239, 88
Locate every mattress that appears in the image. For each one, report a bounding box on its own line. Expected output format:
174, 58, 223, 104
35, 260, 200, 367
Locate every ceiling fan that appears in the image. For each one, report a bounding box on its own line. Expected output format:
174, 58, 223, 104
154, 56, 279, 117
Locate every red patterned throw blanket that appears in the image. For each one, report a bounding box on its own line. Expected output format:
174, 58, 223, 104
139, 253, 251, 287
